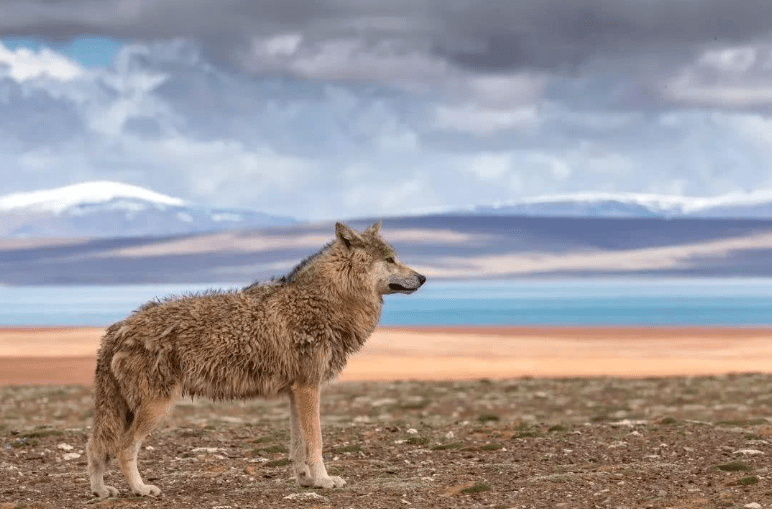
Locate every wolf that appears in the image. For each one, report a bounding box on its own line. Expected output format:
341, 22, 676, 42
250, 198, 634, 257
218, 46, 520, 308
85, 221, 425, 499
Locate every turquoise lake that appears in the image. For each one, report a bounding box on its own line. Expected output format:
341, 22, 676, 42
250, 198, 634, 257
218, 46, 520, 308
1, 278, 771, 327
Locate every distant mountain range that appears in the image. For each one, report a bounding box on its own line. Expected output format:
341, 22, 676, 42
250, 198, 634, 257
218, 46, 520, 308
0, 181, 296, 238
463, 190, 772, 219
4, 182, 772, 239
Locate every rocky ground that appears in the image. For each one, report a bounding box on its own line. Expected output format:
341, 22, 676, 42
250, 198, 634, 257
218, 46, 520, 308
3, 374, 772, 508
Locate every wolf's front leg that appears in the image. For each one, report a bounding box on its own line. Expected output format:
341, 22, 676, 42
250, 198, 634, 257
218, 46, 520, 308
290, 384, 346, 489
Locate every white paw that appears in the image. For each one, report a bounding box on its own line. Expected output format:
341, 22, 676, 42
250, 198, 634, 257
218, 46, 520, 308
92, 485, 118, 499
132, 484, 161, 497
309, 475, 346, 489
328, 476, 346, 488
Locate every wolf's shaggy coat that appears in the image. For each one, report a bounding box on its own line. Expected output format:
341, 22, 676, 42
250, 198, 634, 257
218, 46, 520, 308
86, 222, 426, 499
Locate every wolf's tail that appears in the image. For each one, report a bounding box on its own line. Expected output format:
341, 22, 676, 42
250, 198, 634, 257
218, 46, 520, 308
87, 331, 131, 465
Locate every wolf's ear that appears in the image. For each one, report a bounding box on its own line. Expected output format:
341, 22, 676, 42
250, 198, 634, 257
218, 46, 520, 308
364, 221, 382, 236
335, 222, 365, 249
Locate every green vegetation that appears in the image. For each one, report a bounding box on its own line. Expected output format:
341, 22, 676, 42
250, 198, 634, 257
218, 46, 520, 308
713, 462, 753, 472
461, 482, 492, 494
548, 424, 567, 432
431, 442, 463, 450
715, 418, 768, 427
480, 442, 505, 451
333, 444, 362, 453
265, 458, 292, 467
477, 414, 500, 423
253, 444, 288, 454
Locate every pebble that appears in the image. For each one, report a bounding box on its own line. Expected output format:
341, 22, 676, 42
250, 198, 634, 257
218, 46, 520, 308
56, 443, 73, 451
445, 431, 455, 439
734, 449, 764, 455
191, 447, 225, 453
284, 492, 326, 501
744, 503, 761, 509
62, 452, 81, 461
407, 428, 418, 434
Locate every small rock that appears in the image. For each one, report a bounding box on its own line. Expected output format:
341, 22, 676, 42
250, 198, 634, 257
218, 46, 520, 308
734, 449, 764, 455
407, 428, 418, 434
284, 492, 326, 501
744, 503, 761, 509
445, 431, 455, 439
191, 447, 225, 453
62, 452, 81, 461
145, 446, 155, 451
628, 431, 643, 437
57, 443, 74, 451
244, 466, 256, 475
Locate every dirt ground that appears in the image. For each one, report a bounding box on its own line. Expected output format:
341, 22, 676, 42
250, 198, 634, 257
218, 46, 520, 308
3, 374, 772, 508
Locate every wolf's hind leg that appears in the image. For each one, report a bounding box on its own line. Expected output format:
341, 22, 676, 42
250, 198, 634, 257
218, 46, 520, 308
117, 396, 174, 497
87, 439, 118, 499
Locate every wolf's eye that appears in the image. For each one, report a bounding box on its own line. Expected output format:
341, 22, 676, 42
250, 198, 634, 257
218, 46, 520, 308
385, 257, 395, 264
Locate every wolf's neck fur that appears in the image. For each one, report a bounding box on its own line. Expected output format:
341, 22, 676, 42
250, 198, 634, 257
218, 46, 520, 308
243, 240, 383, 351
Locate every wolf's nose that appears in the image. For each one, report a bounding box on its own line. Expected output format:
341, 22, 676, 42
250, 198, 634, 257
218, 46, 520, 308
417, 274, 427, 285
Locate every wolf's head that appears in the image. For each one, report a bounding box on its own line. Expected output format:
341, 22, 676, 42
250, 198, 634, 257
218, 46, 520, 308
334, 221, 426, 296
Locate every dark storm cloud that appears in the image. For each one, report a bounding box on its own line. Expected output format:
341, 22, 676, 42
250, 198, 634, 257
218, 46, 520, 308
3, 0, 772, 74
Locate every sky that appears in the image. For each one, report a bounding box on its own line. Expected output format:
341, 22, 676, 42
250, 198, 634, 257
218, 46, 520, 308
0, 1, 772, 221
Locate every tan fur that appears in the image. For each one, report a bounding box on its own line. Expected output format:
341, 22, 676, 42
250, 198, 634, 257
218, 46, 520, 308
86, 221, 425, 499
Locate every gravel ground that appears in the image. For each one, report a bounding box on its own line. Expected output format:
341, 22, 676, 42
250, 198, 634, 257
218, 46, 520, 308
3, 373, 772, 508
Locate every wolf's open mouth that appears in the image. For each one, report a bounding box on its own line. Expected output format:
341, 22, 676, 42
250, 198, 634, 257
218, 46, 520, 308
389, 283, 416, 293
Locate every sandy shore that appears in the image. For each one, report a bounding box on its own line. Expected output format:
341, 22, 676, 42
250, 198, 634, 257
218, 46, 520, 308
1, 326, 771, 385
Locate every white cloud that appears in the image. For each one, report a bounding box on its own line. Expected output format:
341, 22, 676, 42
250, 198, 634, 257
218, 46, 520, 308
0, 42, 83, 81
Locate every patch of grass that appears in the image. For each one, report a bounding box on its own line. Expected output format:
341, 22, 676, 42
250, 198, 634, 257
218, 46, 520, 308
480, 442, 504, 451
715, 418, 768, 427
9, 438, 39, 448
431, 442, 463, 451
512, 431, 542, 439
477, 414, 500, 423
406, 436, 429, 445
713, 461, 753, 472
734, 476, 759, 486
333, 445, 362, 454
400, 401, 430, 410
745, 434, 763, 440
659, 417, 678, 425
548, 424, 567, 432
20, 429, 64, 439
265, 458, 292, 467
461, 482, 491, 494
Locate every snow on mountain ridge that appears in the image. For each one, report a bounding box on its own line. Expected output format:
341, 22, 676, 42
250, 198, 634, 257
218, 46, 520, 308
0, 181, 185, 214
482, 189, 772, 217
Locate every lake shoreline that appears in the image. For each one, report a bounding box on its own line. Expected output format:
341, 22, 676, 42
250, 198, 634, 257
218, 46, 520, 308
1, 325, 771, 385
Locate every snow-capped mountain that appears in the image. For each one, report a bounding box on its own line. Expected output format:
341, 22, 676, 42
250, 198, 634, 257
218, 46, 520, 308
0, 181, 296, 238
466, 189, 772, 219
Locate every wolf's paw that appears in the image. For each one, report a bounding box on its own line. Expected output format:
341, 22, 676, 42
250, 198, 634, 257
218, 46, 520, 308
92, 485, 118, 500
306, 475, 346, 489
131, 484, 161, 497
